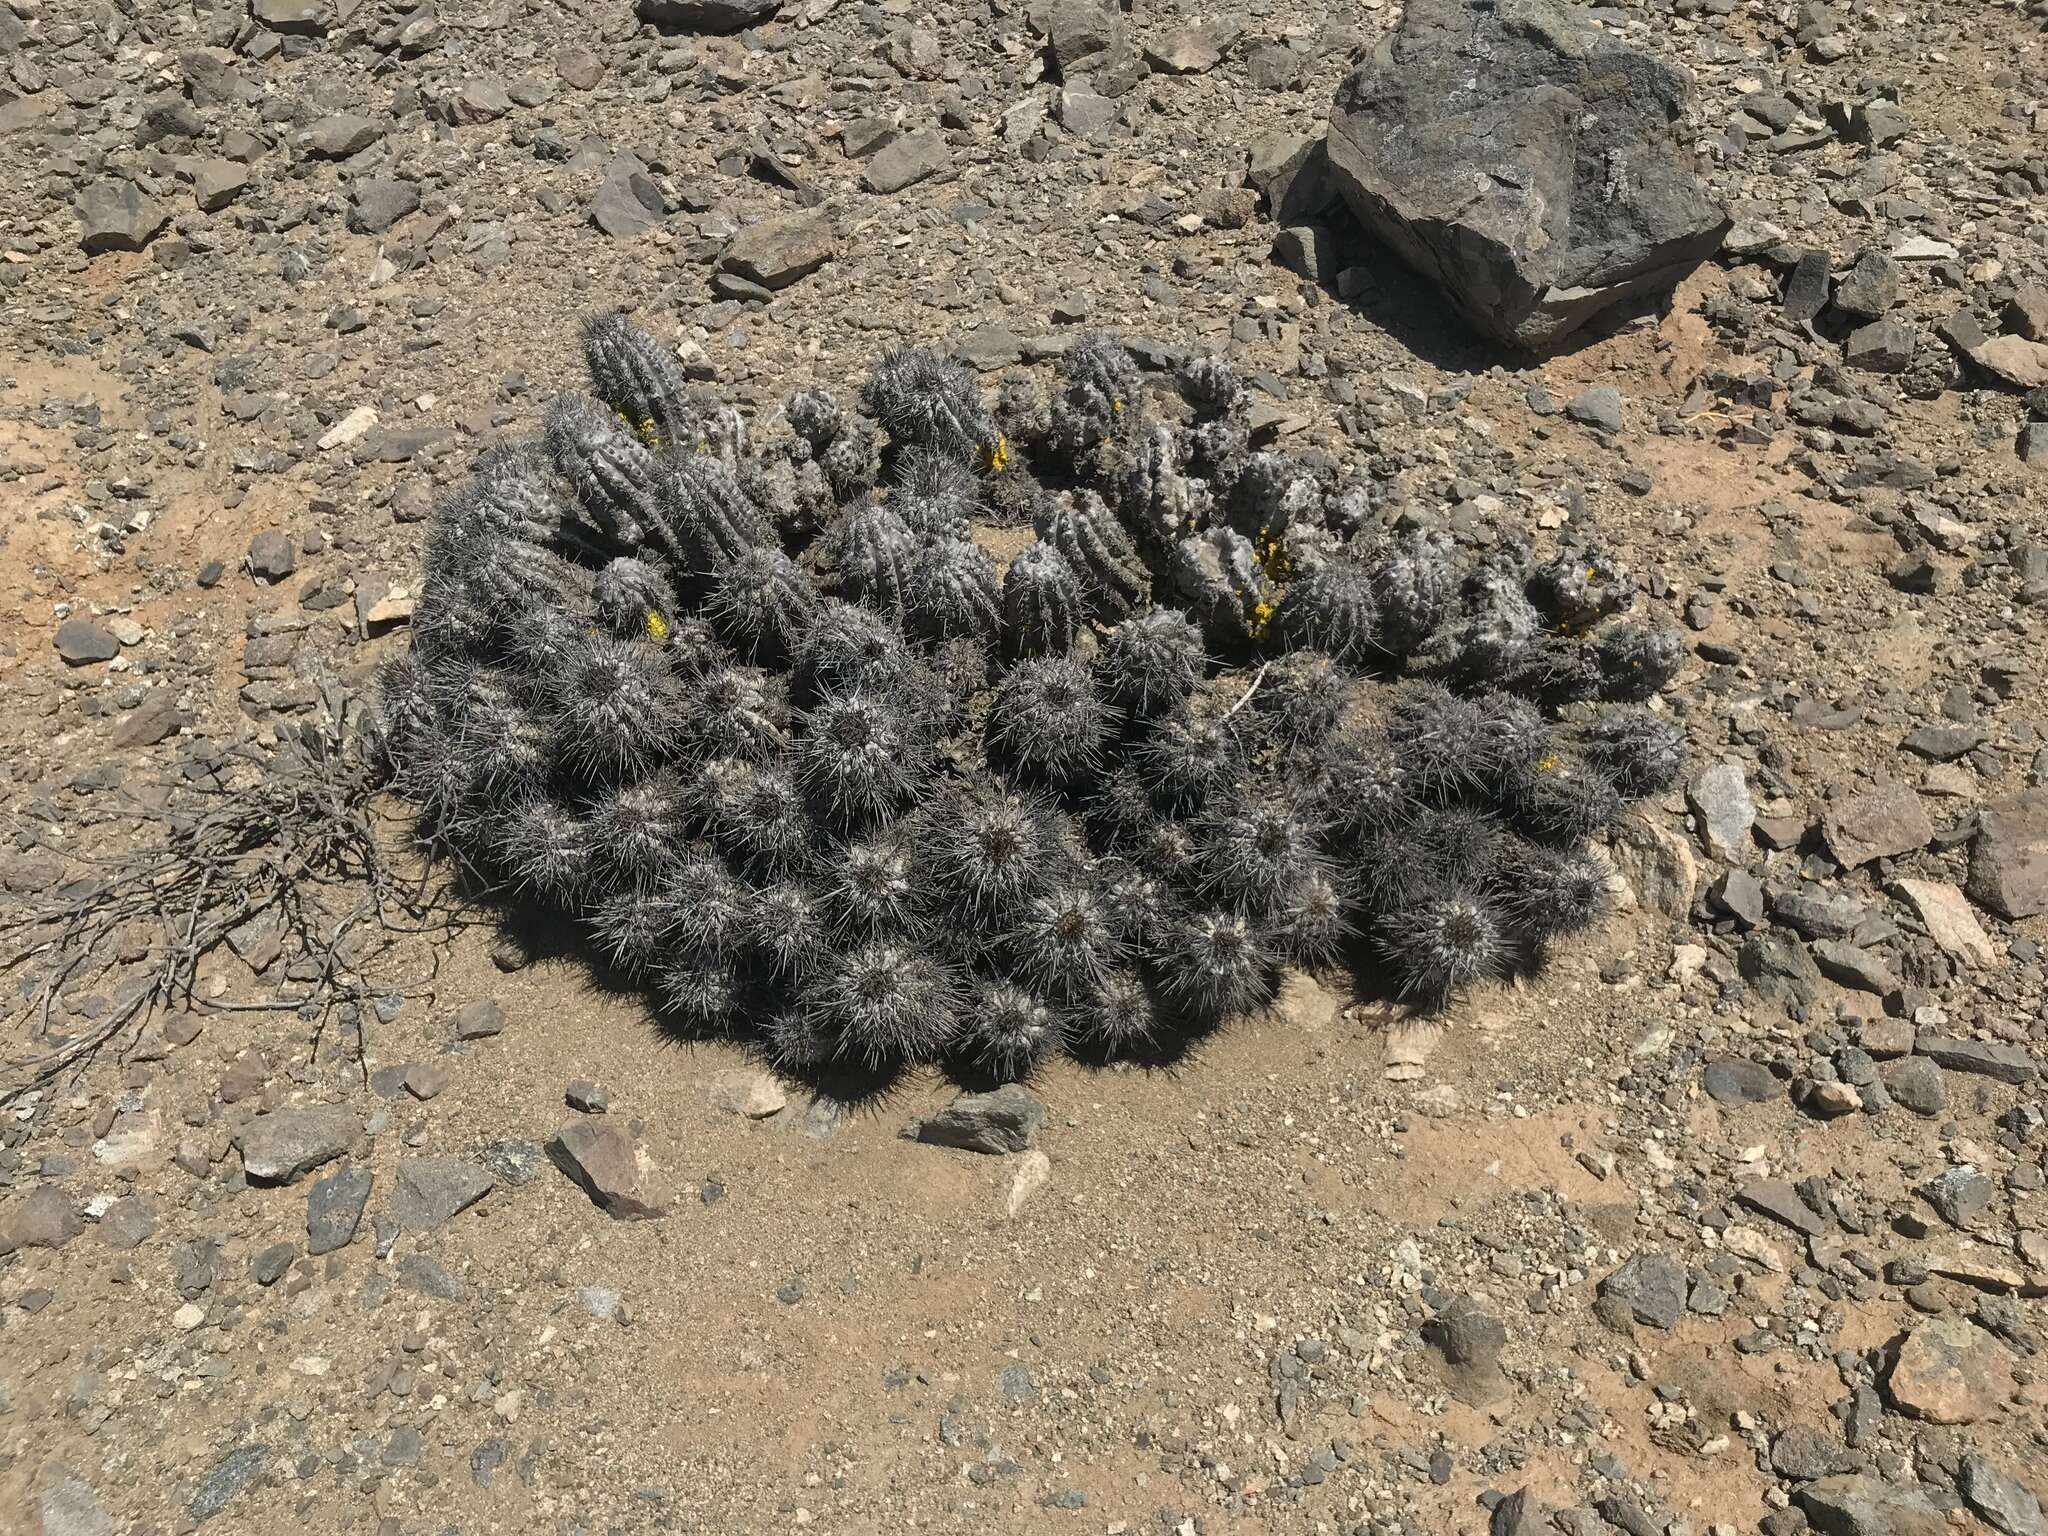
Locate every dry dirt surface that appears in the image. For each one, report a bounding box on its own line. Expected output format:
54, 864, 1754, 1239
3, 0, 2048, 1534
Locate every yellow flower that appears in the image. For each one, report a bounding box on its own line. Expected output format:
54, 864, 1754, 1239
980, 434, 1010, 475
644, 610, 670, 642
1248, 598, 1277, 638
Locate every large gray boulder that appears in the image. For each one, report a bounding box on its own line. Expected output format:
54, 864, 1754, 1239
1324, 0, 1729, 349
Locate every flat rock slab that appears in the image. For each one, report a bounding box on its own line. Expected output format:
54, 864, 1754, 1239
1686, 761, 1755, 862
1884, 1315, 2017, 1424
1794, 1475, 1944, 1536
863, 131, 949, 195
1822, 785, 1933, 867
1594, 1252, 1686, 1330
706, 1070, 787, 1119
548, 1121, 676, 1219
2, 1185, 82, 1252
1913, 1035, 2037, 1085
1891, 877, 1995, 966
241, 1106, 357, 1186
77, 178, 169, 254
1969, 793, 2048, 919
390, 1157, 493, 1230
719, 211, 836, 290
634, 0, 779, 30
54, 617, 121, 664
1323, 0, 1728, 349
307, 1166, 373, 1255
903, 1085, 1047, 1153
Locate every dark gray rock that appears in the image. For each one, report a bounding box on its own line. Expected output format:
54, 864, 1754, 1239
1708, 868, 1766, 926
110, 691, 190, 747
54, 618, 120, 664
1917, 1166, 1994, 1228
1811, 939, 1898, 996
1845, 317, 1917, 373
1596, 1252, 1686, 1330
1739, 929, 1823, 1010
390, 1158, 492, 1230
2, 1186, 82, 1252
1703, 1058, 1780, 1105
1770, 1424, 1857, 1481
98, 1196, 157, 1250
1783, 249, 1832, 322
190, 1445, 270, 1523
1832, 249, 1901, 318
1770, 886, 1867, 940
1882, 1055, 1946, 1116
1564, 385, 1623, 434
1915, 1035, 2037, 1085
863, 131, 949, 195
1968, 794, 2048, 920
1737, 1178, 1827, 1236
252, 0, 326, 32
454, 999, 506, 1038
482, 1138, 543, 1184
590, 154, 666, 239
1322, 0, 1728, 348
902, 1085, 1047, 1153
306, 1165, 372, 1254
565, 1079, 611, 1113
306, 112, 380, 157
241, 1106, 357, 1186
633, 0, 779, 32
249, 1241, 294, 1285
1794, 1475, 1943, 1536
246, 530, 295, 580
1822, 786, 1932, 868
77, 179, 169, 254
1959, 1454, 2045, 1536
719, 211, 836, 290
347, 178, 420, 235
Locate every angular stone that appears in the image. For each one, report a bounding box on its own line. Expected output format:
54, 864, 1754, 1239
252, 0, 326, 31
1041, 0, 1126, 81
1914, 1035, 2037, 1085
189, 1445, 270, 1523
863, 131, 949, 195
1323, 0, 1728, 349
97, 1195, 157, 1250
1884, 1315, 2017, 1424
38, 1475, 114, 1536
1831, 249, 1900, 318
240, 1106, 357, 1186
246, 530, 296, 580
548, 1121, 675, 1219
590, 153, 665, 239
191, 159, 249, 213
1739, 929, 1822, 1010
1596, 1252, 1686, 1330
1969, 335, 2048, 391
54, 618, 120, 664
2, 1186, 82, 1252
306, 1165, 372, 1254
1918, 1166, 1994, 1228
449, 81, 512, 124
719, 211, 835, 290
1881, 1055, 1945, 1116
633, 0, 779, 32
391, 1158, 492, 1230
1794, 1475, 1943, 1536
77, 178, 169, 254
1687, 760, 1756, 862
1821, 786, 1932, 867
1737, 1178, 1827, 1237
1703, 1058, 1780, 1106
706, 1070, 787, 1119
1968, 794, 2048, 919
347, 178, 420, 236
902, 1085, 1046, 1154
1144, 26, 1225, 74
307, 113, 380, 157
1844, 317, 1916, 372
1811, 939, 1897, 995
452, 998, 505, 1039
1891, 877, 1995, 966
1770, 1424, 1856, 1480
557, 45, 604, 90
1959, 1454, 2045, 1536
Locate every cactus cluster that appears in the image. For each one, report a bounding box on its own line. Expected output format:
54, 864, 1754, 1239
378, 313, 1688, 1087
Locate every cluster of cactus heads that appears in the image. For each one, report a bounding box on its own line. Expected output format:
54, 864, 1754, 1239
378, 313, 1689, 1089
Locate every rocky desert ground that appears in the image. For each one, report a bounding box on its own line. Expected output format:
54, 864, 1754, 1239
2, 0, 2047, 1532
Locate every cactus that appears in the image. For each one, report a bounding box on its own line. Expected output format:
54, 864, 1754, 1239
544, 395, 660, 549
918, 783, 1061, 922
1005, 882, 1131, 1001
988, 655, 1112, 788
1580, 708, 1683, 797
1250, 649, 1348, 748
592, 557, 681, 641
834, 504, 918, 621
657, 953, 748, 1034
1095, 607, 1203, 719
1385, 684, 1487, 799
1038, 491, 1147, 623
1178, 353, 1244, 420
1155, 908, 1274, 1024
1170, 526, 1270, 648
587, 772, 688, 890
548, 633, 681, 781
1272, 868, 1352, 969
499, 792, 593, 903
906, 536, 1001, 648
1528, 547, 1632, 632
580, 311, 702, 447
1045, 332, 1142, 460
746, 882, 827, 980
863, 347, 999, 466
705, 545, 820, 664
783, 388, 843, 454
963, 981, 1066, 1081
1197, 795, 1328, 919
1133, 699, 1244, 814
796, 691, 926, 829
801, 942, 961, 1067
792, 600, 909, 704
1378, 890, 1509, 1009
1367, 530, 1454, 658
1595, 618, 1683, 702
1505, 752, 1622, 848
659, 455, 776, 578
1000, 542, 1084, 659
677, 663, 788, 763
819, 832, 919, 939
